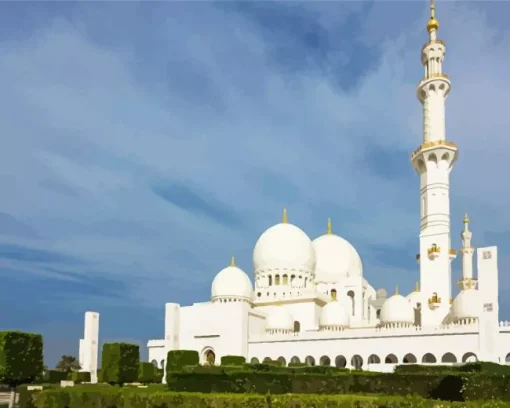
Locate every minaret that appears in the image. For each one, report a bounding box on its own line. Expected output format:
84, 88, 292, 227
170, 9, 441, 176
412, 0, 458, 326
458, 213, 477, 290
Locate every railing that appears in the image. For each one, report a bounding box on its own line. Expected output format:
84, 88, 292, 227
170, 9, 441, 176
422, 39, 446, 53
411, 140, 457, 159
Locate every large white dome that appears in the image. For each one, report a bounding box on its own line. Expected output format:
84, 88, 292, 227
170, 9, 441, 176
406, 283, 423, 309
266, 306, 294, 332
380, 291, 415, 325
451, 289, 482, 322
253, 220, 315, 273
211, 259, 253, 302
319, 300, 350, 329
313, 227, 363, 282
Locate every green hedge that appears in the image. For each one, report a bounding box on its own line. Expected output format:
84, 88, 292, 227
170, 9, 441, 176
0, 331, 44, 387
166, 371, 510, 402
24, 387, 510, 408
70, 371, 91, 384
165, 350, 199, 374
101, 343, 140, 385
220, 355, 246, 366
45, 370, 68, 383
138, 362, 155, 383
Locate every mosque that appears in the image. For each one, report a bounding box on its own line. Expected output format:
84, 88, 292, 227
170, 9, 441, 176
79, 2, 510, 382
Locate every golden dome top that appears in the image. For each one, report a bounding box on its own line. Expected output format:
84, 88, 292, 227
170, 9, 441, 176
427, 0, 439, 32
427, 18, 439, 32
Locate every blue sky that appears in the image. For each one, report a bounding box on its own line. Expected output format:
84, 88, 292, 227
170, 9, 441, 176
0, 1, 509, 366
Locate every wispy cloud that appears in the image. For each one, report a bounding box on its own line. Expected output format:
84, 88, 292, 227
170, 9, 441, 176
0, 1, 509, 365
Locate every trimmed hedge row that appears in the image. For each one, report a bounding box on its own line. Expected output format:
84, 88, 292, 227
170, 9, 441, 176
166, 350, 199, 373
395, 362, 510, 376
0, 331, 44, 387
166, 371, 510, 402
21, 387, 510, 408
220, 355, 246, 366
101, 343, 140, 385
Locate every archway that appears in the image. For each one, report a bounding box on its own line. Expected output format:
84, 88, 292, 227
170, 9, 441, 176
277, 356, 287, 366
441, 352, 457, 363
422, 353, 436, 363
319, 355, 331, 366
403, 353, 417, 364
151, 359, 158, 368
263, 357, 272, 364
368, 354, 380, 364
290, 356, 300, 364
205, 350, 216, 365
160, 359, 165, 369
305, 355, 316, 366
505, 353, 510, 363
250, 357, 259, 364
335, 355, 347, 368
351, 355, 363, 370
462, 352, 478, 363
385, 354, 398, 364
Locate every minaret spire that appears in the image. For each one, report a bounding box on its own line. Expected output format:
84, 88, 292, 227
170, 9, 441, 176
412, 0, 457, 326
458, 213, 477, 290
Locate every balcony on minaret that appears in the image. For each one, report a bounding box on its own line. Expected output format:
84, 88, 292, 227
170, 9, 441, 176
428, 292, 442, 310
449, 248, 457, 261
457, 277, 478, 291
427, 244, 441, 260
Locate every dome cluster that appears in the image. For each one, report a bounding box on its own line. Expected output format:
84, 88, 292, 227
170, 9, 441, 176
210, 210, 364, 304
450, 288, 481, 323
319, 300, 350, 330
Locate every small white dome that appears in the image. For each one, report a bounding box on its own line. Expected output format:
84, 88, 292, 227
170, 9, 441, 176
266, 306, 294, 332
253, 220, 315, 273
380, 292, 415, 325
313, 231, 363, 282
451, 289, 481, 321
211, 260, 253, 302
319, 300, 350, 328
406, 287, 423, 309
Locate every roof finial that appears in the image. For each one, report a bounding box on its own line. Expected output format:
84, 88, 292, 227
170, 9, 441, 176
427, 0, 439, 32
463, 212, 469, 224
395, 285, 399, 296
230, 255, 235, 267
415, 281, 420, 292
282, 207, 288, 224
327, 218, 332, 235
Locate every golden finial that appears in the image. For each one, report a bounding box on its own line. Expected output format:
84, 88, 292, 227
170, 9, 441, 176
327, 218, 332, 235
427, 0, 439, 32
415, 281, 420, 292
395, 285, 399, 296
463, 212, 469, 224
282, 208, 288, 224
230, 255, 235, 267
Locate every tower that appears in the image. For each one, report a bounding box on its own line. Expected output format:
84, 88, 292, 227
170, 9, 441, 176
458, 213, 477, 290
78, 311, 99, 384
412, 0, 458, 326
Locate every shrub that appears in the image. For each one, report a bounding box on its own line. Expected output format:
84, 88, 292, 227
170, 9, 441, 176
26, 387, 510, 408
138, 362, 155, 383
0, 331, 43, 408
154, 368, 163, 384
165, 350, 199, 374
220, 355, 246, 366
0, 331, 44, 386
70, 371, 91, 384
45, 370, 67, 383
101, 343, 140, 385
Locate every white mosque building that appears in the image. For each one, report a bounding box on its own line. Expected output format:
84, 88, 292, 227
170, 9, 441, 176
79, 3, 510, 381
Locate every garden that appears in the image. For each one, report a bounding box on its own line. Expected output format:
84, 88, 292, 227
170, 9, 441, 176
1, 330, 510, 408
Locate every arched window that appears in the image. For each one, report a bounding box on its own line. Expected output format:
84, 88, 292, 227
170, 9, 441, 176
282, 274, 288, 285
331, 289, 337, 301
275, 275, 281, 285
347, 290, 355, 316
293, 321, 301, 333
268, 276, 272, 286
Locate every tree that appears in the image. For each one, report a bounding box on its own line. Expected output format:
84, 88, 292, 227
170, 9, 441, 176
0, 331, 43, 408
101, 343, 140, 385
55, 355, 81, 373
